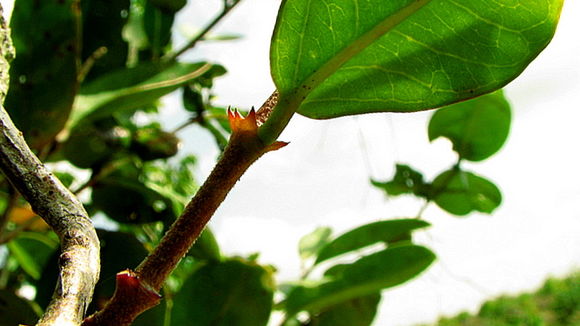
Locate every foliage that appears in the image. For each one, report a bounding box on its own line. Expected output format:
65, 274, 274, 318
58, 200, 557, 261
0, 0, 564, 325
422, 272, 580, 326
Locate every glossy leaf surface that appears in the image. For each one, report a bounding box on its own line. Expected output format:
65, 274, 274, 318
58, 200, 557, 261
432, 169, 502, 216
284, 245, 435, 317
429, 90, 511, 161
171, 259, 274, 326
271, 0, 563, 119
315, 219, 430, 264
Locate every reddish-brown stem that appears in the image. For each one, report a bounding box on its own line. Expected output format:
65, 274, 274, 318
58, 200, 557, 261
82, 110, 284, 325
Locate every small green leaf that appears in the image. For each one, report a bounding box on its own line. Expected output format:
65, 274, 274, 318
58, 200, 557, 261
271, 0, 563, 119
315, 219, 430, 265
309, 293, 381, 326
299, 226, 333, 260
70, 62, 212, 128
432, 169, 502, 216
0, 290, 39, 326
284, 245, 435, 317
428, 90, 511, 161
171, 259, 275, 326
371, 164, 428, 198
144, 1, 175, 57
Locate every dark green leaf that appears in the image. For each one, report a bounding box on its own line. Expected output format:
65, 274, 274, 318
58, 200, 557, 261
271, 0, 563, 119
150, 0, 187, 13
299, 226, 332, 260
371, 164, 428, 198
70, 62, 212, 128
62, 123, 131, 169
6, 0, 80, 148
144, 1, 174, 57
432, 169, 502, 216
428, 90, 511, 161
81, 0, 131, 81
309, 293, 381, 326
182, 85, 205, 113
131, 125, 180, 161
189, 228, 222, 262
171, 259, 275, 326
315, 219, 430, 265
0, 290, 39, 326
91, 159, 179, 224
284, 245, 435, 317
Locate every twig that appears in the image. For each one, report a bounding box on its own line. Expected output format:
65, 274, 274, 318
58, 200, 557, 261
164, 0, 243, 62
0, 7, 100, 325
83, 110, 287, 325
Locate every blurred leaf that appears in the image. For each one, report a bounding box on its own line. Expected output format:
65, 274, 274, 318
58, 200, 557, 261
6, 232, 58, 280
315, 219, 430, 265
171, 259, 274, 326
0, 290, 39, 326
371, 164, 429, 198
62, 122, 131, 169
131, 124, 180, 161
188, 228, 222, 262
81, 0, 130, 81
91, 159, 177, 224
6, 0, 80, 148
428, 90, 511, 161
271, 0, 563, 119
432, 169, 502, 216
70, 61, 212, 128
123, 0, 149, 64
150, 0, 187, 13
182, 85, 204, 113
309, 293, 381, 326
144, 1, 174, 58
299, 226, 332, 261
284, 245, 435, 317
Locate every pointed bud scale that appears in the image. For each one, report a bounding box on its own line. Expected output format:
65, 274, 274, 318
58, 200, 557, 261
228, 108, 258, 135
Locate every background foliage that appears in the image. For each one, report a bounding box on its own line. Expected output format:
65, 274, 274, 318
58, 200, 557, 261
0, 0, 566, 325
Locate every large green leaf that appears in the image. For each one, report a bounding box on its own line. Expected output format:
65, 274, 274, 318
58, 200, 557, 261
284, 245, 435, 317
428, 90, 511, 161
81, 0, 130, 81
270, 0, 563, 119
432, 169, 502, 216
315, 219, 430, 265
69, 62, 212, 128
6, 0, 80, 148
171, 259, 274, 326
309, 293, 381, 326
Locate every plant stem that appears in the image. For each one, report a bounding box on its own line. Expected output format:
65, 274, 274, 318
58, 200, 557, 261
0, 5, 100, 325
83, 110, 282, 325
164, 0, 243, 62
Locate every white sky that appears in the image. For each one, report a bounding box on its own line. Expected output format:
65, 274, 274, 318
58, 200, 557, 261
172, 1, 580, 325
3, 0, 579, 325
